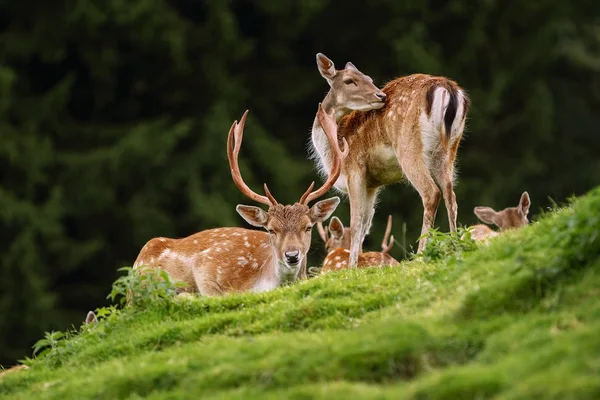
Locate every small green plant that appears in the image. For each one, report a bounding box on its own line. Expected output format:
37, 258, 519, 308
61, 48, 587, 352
414, 226, 478, 263
32, 331, 70, 359
108, 266, 187, 308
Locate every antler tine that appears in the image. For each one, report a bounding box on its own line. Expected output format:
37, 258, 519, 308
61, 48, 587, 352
382, 235, 395, 254
382, 215, 392, 247
301, 103, 349, 205
316, 221, 329, 243
299, 181, 315, 205
381, 215, 394, 253
263, 183, 278, 205
227, 110, 273, 206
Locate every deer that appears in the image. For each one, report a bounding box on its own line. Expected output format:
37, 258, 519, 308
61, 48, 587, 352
309, 53, 470, 269
316, 216, 351, 252
318, 214, 399, 273
468, 191, 531, 241
132, 105, 348, 296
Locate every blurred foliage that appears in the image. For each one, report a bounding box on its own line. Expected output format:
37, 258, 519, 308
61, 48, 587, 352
0, 0, 599, 365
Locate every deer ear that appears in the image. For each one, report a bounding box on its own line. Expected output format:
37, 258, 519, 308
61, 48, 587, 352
236, 205, 269, 228
519, 191, 531, 216
316, 53, 336, 86
309, 197, 340, 223
328, 216, 345, 239
345, 61, 358, 71
85, 311, 97, 325
474, 206, 497, 225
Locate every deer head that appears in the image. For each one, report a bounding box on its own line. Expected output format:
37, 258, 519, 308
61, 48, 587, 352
474, 192, 531, 231
316, 216, 352, 252
228, 104, 349, 279
316, 53, 386, 113
317, 214, 395, 254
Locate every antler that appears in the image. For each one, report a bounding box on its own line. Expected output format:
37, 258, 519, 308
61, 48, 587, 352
316, 222, 329, 243
227, 110, 277, 206
300, 103, 349, 205
381, 215, 394, 254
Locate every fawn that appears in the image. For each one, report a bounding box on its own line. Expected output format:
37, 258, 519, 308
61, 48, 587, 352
468, 191, 531, 241
316, 215, 399, 273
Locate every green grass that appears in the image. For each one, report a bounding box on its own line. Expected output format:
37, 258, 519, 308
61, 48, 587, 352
1, 186, 600, 399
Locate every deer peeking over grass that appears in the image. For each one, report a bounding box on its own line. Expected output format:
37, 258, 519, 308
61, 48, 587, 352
468, 191, 531, 241
309, 53, 470, 268
132, 105, 347, 296
313, 215, 399, 274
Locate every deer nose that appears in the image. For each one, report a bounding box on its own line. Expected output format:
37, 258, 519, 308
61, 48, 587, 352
284, 250, 300, 265
376, 93, 387, 102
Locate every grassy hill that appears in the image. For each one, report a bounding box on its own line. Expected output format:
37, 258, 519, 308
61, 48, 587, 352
1, 186, 599, 399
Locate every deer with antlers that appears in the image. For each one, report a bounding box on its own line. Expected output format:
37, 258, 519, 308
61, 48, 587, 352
132, 105, 347, 296
317, 215, 399, 273
309, 53, 470, 268
468, 191, 531, 242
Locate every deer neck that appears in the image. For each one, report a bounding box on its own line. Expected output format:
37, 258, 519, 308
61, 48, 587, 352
310, 90, 349, 182
251, 248, 301, 293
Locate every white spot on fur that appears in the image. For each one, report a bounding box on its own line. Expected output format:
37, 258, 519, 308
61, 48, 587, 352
244, 241, 251, 248
159, 238, 166, 242
193, 240, 198, 245
237, 257, 248, 266
387, 110, 394, 117
252, 262, 259, 268
334, 256, 341, 261
158, 248, 195, 269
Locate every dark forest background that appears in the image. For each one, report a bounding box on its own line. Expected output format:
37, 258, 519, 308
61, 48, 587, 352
1, 0, 599, 366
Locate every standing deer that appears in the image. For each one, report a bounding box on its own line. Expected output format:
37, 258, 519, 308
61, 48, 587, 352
320, 215, 399, 273
468, 191, 531, 241
132, 105, 347, 296
309, 53, 470, 268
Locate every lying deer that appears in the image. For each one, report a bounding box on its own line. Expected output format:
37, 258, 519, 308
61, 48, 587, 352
316, 215, 399, 273
132, 105, 347, 296
309, 53, 470, 268
468, 191, 531, 241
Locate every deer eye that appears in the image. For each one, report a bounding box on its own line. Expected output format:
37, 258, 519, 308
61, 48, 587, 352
267, 229, 275, 235
305, 226, 312, 233
343, 79, 356, 85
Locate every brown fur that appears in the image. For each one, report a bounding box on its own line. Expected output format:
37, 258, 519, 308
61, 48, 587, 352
316, 216, 352, 251
0, 364, 28, 379
312, 54, 470, 268
321, 248, 399, 272
134, 228, 275, 295
132, 106, 345, 297
468, 191, 531, 242
319, 215, 399, 272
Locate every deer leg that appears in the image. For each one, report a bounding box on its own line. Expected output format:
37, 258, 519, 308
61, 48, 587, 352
432, 146, 460, 232
399, 155, 441, 253
347, 174, 369, 268
433, 166, 458, 232
360, 190, 379, 249
191, 263, 223, 296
